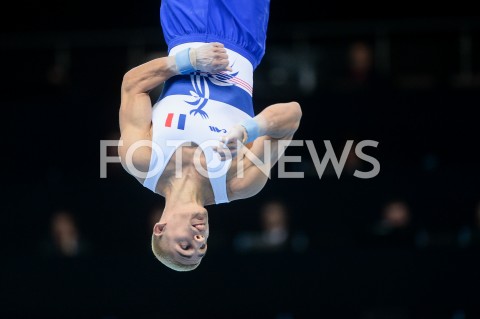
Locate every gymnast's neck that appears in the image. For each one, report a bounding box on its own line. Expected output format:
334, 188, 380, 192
160, 165, 215, 209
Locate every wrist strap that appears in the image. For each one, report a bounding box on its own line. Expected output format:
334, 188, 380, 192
240, 118, 260, 144
175, 48, 196, 75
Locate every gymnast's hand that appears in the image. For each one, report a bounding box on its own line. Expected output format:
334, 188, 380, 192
215, 124, 247, 161
191, 42, 233, 74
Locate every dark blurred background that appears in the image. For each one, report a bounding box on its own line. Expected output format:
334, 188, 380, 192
2, 1, 480, 318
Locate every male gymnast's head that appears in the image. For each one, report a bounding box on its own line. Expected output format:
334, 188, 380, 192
152, 202, 209, 271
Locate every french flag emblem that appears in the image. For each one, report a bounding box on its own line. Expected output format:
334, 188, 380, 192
165, 113, 187, 130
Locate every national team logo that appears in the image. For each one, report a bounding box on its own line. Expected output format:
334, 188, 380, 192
186, 75, 210, 119
209, 126, 227, 133
185, 69, 240, 119
165, 113, 186, 130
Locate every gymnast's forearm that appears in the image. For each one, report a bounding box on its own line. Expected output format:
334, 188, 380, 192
122, 56, 179, 95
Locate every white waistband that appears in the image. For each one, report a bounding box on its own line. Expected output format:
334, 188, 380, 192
170, 42, 253, 94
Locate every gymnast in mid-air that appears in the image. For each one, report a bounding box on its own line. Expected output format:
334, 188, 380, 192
118, 0, 301, 271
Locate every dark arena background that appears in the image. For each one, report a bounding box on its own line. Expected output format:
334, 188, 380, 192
2, 1, 480, 318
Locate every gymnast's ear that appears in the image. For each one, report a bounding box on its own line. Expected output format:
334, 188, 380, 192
153, 223, 166, 236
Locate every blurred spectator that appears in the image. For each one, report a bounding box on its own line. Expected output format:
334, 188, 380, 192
46, 49, 71, 89
234, 200, 308, 253
46, 63, 69, 87
369, 200, 418, 248
340, 40, 376, 89
40, 210, 90, 257
457, 201, 480, 248
350, 42, 372, 82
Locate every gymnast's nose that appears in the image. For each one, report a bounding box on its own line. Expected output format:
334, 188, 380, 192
194, 234, 205, 243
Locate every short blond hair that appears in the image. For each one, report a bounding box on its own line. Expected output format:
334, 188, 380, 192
151, 235, 200, 271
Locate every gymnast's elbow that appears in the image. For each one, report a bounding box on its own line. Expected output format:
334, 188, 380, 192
121, 69, 145, 95
286, 101, 302, 134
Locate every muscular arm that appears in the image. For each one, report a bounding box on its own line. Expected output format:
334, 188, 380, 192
118, 56, 180, 173
228, 102, 302, 200
121, 55, 178, 98
118, 43, 231, 175
252, 102, 302, 140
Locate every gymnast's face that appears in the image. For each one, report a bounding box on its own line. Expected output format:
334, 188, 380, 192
155, 205, 209, 264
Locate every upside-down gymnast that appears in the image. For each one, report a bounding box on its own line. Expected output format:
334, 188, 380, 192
118, 0, 302, 271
